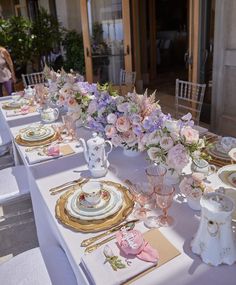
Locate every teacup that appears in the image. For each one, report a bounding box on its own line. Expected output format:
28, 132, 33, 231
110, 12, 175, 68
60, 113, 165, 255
216, 137, 236, 153
191, 159, 216, 177
81, 181, 102, 205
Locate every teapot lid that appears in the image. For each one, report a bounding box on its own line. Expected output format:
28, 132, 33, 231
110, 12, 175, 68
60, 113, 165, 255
201, 192, 234, 213
87, 132, 104, 147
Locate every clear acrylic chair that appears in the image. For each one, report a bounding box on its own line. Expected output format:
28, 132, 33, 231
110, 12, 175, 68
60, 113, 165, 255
0, 128, 14, 169
119, 69, 136, 96
22, 72, 45, 88
175, 79, 206, 125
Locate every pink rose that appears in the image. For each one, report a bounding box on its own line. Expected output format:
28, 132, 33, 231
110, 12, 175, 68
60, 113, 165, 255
166, 144, 189, 171
181, 126, 199, 144
67, 97, 78, 107
105, 125, 117, 138
121, 131, 137, 146
116, 116, 131, 132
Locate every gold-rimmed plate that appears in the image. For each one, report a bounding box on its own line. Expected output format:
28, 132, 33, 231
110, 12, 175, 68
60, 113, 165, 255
55, 180, 134, 233
15, 131, 59, 147
217, 165, 236, 190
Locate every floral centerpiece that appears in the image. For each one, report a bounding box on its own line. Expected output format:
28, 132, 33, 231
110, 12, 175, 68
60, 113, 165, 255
43, 65, 96, 122
87, 86, 161, 152
179, 172, 214, 210
145, 113, 205, 182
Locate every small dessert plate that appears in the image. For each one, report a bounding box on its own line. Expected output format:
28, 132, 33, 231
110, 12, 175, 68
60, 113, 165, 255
217, 165, 236, 190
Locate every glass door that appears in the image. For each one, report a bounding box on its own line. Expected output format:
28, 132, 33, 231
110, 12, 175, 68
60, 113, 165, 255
80, 0, 132, 84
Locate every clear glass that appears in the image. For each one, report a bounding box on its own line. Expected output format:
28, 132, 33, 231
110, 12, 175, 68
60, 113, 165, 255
145, 185, 175, 228
87, 0, 125, 84
61, 115, 77, 141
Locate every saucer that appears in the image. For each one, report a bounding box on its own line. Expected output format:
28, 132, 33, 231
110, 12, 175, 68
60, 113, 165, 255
77, 189, 111, 210
217, 165, 236, 189
66, 183, 123, 220
20, 126, 54, 142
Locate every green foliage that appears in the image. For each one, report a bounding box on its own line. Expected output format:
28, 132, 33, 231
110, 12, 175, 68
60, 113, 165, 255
63, 30, 85, 74
0, 17, 32, 67
31, 8, 62, 60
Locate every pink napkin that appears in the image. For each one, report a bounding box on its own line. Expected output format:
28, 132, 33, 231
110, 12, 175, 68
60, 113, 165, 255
46, 145, 60, 156
81, 230, 158, 285
116, 229, 158, 263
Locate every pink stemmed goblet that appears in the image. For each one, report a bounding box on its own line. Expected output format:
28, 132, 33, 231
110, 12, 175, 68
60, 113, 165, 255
145, 164, 167, 197
155, 185, 175, 226
128, 182, 153, 220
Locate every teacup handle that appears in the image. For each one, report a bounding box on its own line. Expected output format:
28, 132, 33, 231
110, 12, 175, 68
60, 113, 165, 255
209, 164, 217, 175
105, 140, 113, 156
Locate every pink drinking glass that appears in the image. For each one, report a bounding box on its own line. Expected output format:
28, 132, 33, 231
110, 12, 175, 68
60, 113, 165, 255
145, 164, 167, 198
62, 115, 76, 141
155, 185, 175, 227
128, 183, 152, 220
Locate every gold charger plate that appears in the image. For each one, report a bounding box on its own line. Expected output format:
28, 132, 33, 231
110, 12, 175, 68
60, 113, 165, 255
15, 132, 59, 146
55, 180, 134, 233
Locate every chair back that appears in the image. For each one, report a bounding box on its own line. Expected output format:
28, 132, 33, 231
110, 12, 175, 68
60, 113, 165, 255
22, 72, 45, 88
175, 79, 206, 125
118, 69, 136, 96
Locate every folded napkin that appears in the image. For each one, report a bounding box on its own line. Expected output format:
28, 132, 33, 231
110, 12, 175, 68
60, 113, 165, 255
81, 231, 158, 285
6, 106, 36, 117
25, 144, 75, 165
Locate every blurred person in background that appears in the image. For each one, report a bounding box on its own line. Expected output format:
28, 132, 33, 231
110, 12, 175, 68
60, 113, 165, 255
0, 46, 16, 96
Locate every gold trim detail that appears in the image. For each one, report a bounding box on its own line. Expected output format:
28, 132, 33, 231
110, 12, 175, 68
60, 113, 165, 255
15, 132, 59, 146
55, 180, 134, 233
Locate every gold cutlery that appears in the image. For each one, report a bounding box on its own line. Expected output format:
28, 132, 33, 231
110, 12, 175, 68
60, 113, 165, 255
84, 221, 136, 254
81, 219, 139, 247
50, 178, 88, 195
25, 143, 52, 152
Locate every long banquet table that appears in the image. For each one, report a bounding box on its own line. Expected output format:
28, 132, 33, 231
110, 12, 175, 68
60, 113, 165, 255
0, 97, 236, 285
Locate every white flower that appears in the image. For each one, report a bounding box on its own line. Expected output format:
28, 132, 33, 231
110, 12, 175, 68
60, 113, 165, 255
181, 112, 192, 121
164, 119, 180, 134
107, 113, 117, 124
147, 131, 160, 145
160, 136, 174, 151
103, 245, 114, 258
147, 147, 162, 163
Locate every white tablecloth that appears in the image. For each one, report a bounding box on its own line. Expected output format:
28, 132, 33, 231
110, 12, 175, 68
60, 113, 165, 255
1, 102, 236, 285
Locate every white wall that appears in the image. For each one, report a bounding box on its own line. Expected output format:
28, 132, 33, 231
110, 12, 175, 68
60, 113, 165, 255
55, 0, 82, 32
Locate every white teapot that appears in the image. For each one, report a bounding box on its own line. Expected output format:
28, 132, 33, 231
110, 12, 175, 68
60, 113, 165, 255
24, 86, 36, 98
79, 133, 113, 178
191, 192, 236, 266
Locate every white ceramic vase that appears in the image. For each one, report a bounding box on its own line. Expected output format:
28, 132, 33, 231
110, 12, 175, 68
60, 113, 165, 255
163, 166, 180, 185
187, 196, 201, 210
123, 148, 141, 157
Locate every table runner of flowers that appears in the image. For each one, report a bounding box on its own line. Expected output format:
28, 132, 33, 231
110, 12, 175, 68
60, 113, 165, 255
41, 66, 206, 174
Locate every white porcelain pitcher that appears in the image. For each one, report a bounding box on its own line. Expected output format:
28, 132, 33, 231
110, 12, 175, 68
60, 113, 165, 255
191, 192, 236, 266
79, 133, 113, 178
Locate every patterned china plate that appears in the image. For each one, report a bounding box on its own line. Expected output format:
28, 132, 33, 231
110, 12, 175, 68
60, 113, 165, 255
206, 141, 231, 161
20, 126, 54, 142
66, 184, 123, 220
2, 99, 28, 110
228, 148, 236, 162
217, 165, 236, 190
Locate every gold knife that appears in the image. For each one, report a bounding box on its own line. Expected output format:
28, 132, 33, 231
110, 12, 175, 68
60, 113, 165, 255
81, 220, 138, 248
84, 221, 136, 254
50, 178, 88, 195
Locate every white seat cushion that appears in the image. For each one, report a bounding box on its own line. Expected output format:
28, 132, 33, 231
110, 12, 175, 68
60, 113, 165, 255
0, 247, 51, 285
0, 166, 29, 203
0, 128, 11, 156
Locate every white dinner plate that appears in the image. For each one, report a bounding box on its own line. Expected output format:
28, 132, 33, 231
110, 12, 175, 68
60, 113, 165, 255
66, 184, 123, 220
217, 165, 236, 190
224, 188, 236, 222
20, 126, 54, 142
